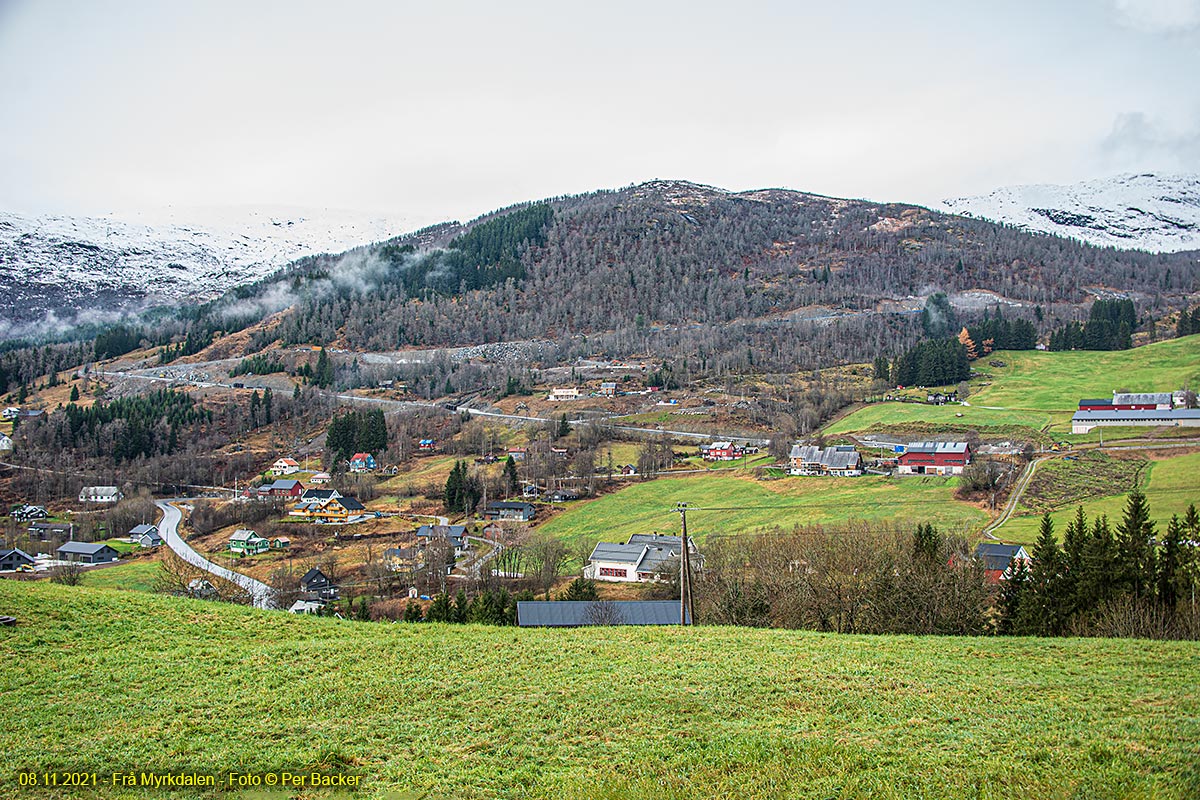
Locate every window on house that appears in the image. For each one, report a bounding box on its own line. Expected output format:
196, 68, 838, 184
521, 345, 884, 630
599, 567, 627, 578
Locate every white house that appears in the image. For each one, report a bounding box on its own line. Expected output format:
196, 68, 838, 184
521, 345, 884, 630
272, 458, 300, 475
79, 486, 123, 503
585, 534, 697, 583
548, 387, 581, 402
0, 432, 12, 452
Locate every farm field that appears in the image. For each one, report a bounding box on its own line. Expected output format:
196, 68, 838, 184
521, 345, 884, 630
537, 472, 989, 549
999, 450, 1200, 543
1, 582, 1198, 799
827, 336, 1200, 437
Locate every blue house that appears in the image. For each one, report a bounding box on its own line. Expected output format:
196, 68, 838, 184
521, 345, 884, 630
348, 452, 377, 472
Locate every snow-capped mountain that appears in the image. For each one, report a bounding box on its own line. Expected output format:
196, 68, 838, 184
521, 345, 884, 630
939, 173, 1200, 253
0, 205, 414, 336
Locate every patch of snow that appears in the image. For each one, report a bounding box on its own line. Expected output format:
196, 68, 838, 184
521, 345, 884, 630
938, 173, 1200, 253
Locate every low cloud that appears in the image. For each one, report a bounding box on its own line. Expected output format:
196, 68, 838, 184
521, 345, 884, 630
1111, 0, 1200, 34
1100, 111, 1200, 171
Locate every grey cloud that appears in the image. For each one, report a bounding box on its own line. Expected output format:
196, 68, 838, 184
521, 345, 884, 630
1111, 0, 1200, 34
1100, 111, 1200, 170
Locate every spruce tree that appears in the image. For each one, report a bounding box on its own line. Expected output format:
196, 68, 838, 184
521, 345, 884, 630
503, 455, 519, 496
1158, 515, 1185, 611
998, 557, 1031, 635
1079, 514, 1117, 612
1116, 488, 1157, 600
1061, 506, 1088, 615
1019, 514, 1065, 635
558, 413, 570, 438
453, 589, 469, 623
426, 592, 452, 622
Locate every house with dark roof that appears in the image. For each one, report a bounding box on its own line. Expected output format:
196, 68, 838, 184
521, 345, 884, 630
56, 541, 120, 564
416, 525, 469, 554
129, 524, 163, 548
300, 488, 342, 502
484, 501, 537, 522
973, 542, 1031, 584
27, 521, 73, 541
0, 548, 36, 571
517, 600, 688, 627
300, 567, 339, 600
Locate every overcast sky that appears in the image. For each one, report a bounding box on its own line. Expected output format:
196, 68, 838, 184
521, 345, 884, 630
0, 0, 1197, 228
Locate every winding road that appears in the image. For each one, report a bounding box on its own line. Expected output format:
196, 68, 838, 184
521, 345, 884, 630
154, 500, 275, 609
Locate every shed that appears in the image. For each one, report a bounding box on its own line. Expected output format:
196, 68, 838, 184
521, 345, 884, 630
56, 541, 120, 564
517, 601, 689, 627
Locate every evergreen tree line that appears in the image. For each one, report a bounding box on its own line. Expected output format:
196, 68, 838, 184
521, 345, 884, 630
965, 309, 1038, 352
56, 390, 212, 463
231, 353, 285, 377
1049, 298, 1136, 351
444, 460, 483, 514
998, 492, 1199, 638
1176, 306, 1200, 338
325, 409, 388, 464
890, 337, 970, 387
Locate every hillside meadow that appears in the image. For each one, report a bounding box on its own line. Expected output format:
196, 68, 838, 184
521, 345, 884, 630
0, 582, 1198, 799
827, 336, 1200, 437
536, 472, 989, 549
998, 449, 1200, 543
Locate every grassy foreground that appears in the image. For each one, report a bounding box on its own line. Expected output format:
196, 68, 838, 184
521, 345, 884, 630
2, 582, 1198, 799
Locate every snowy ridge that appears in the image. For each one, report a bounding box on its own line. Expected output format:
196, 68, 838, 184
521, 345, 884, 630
0, 206, 413, 330
939, 173, 1200, 253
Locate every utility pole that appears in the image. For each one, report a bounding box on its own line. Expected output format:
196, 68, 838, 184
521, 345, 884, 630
674, 502, 694, 625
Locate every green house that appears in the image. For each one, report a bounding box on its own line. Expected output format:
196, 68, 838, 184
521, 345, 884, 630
229, 529, 269, 556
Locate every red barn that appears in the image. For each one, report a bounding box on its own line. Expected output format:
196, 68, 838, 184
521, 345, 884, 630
897, 442, 971, 476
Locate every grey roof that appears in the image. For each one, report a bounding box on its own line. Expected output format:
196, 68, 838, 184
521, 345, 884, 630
973, 543, 1028, 572
265, 479, 303, 491
627, 533, 683, 548
301, 489, 339, 501
489, 501, 535, 511
56, 541, 116, 555
129, 524, 157, 536
1072, 409, 1200, 422
80, 485, 120, 495
1, 548, 35, 563
230, 529, 264, 542
385, 546, 420, 560
1078, 398, 1112, 406
417, 525, 467, 540
789, 444, 862, 470
1112, 392, 1173, 405
589, 541, 680, 574
517, 600, 688, 627
337, 497, 366, 511
904, 441, 969, 454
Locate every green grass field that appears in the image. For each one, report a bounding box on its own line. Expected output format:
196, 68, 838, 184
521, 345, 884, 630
538, 473, 989, 548
0, 581, 1197, 799
827, 336, 1200, 437
81, 559, 161, 593
999, 450, 1200, 543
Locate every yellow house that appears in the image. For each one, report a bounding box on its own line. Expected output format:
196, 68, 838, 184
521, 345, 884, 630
290, 495, 367, 522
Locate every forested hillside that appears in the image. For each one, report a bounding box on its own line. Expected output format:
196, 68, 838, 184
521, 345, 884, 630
209, 180, 1199, 370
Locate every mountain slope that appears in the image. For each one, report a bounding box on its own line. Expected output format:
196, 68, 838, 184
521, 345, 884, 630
940, 173, 1200, 253
0, 206, 411, 336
